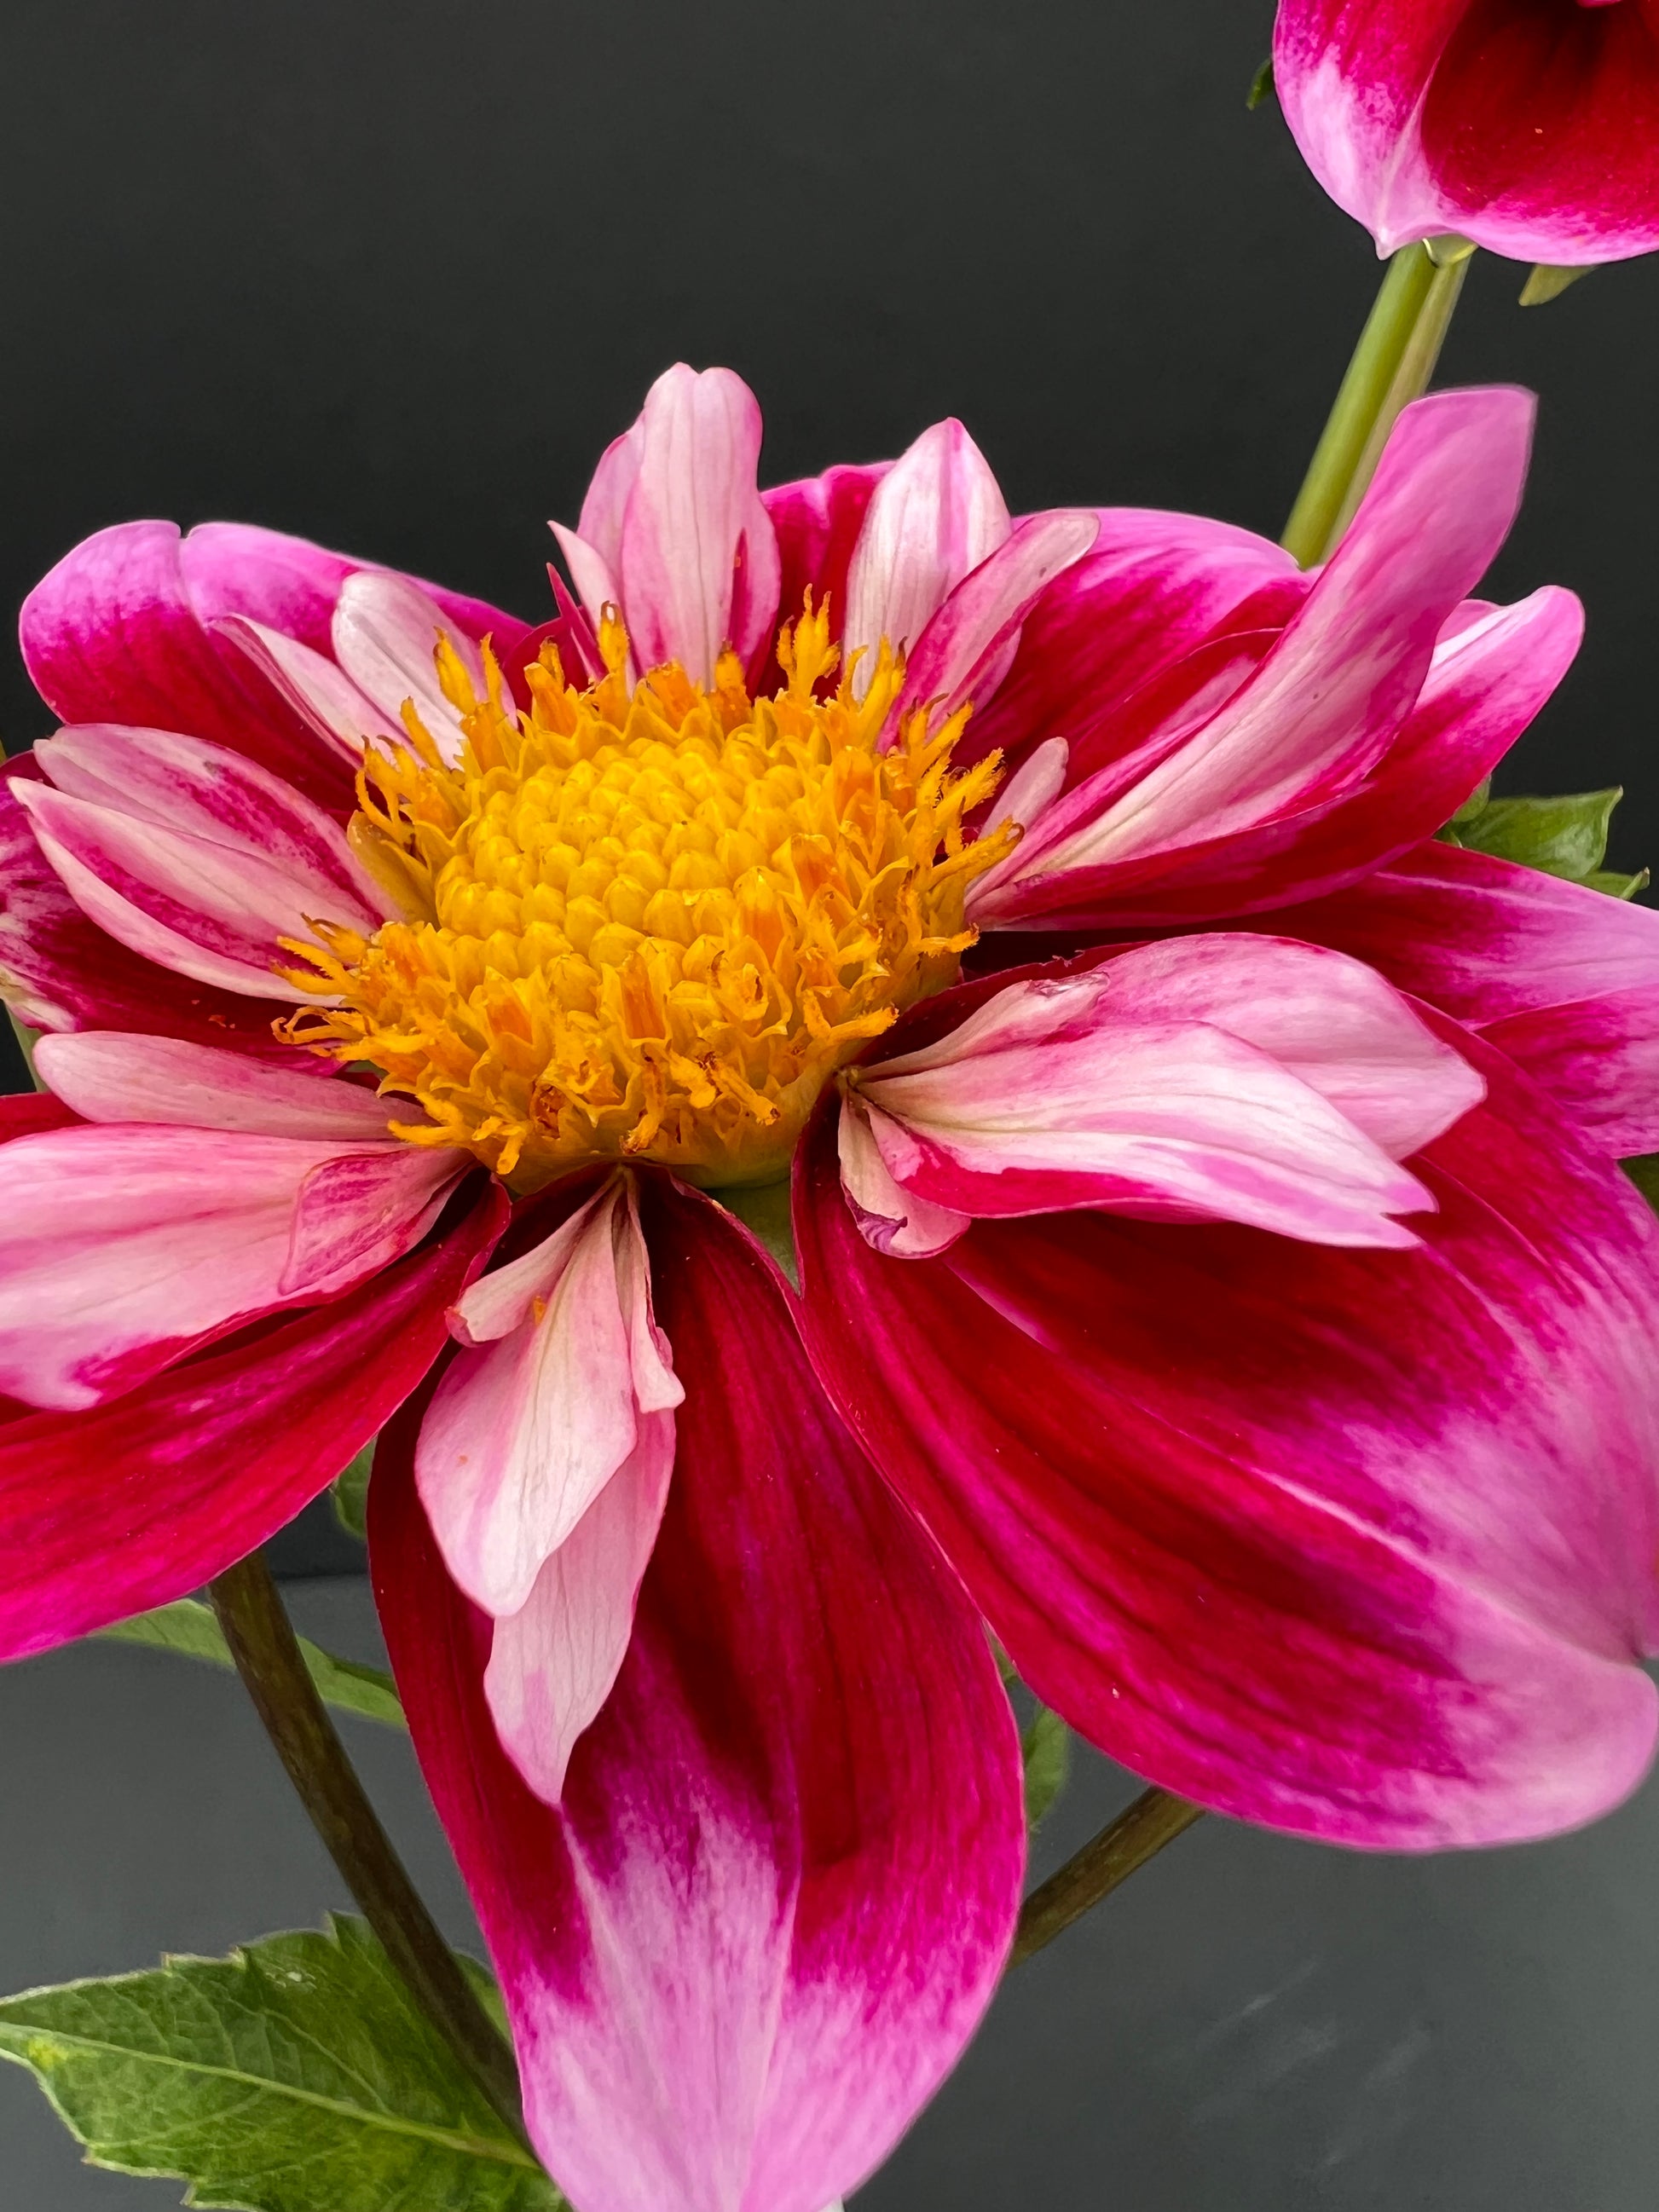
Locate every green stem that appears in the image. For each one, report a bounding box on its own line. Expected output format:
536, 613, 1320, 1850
1280, 241, 1471, 569
208, 1553, 531, 2151
1010, 1787, 1204, 1967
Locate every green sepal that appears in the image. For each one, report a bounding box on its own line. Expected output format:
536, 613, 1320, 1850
1443, 787, 1644, 897
1246, 57, 1275, 110
1584, 867, 1650, 902
332, 1441, 376, 1541
1020, 1706, 1072, 1833
96, 1599, 405, 1730
718, 1177, 799, 1289
1622, 1155, 1659, 1213
1519, 264, 1590, 308
0, 1916, 562, 2210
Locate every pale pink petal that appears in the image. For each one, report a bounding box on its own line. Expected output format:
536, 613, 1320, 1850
892, 509, 1100, 730
843, 419, 1011, 689
850, 943, 1482, 1251
416, 1181, 684, 1618
990, 736, 1069, 839
613, 364, 783, 684
576, 424, 646, 574
34, 1031, 391, 1139
1059, 935, 1487, 1159
548, 523, 628, 663
212, 615, 402, 761
836, 1095, 970, 1259
331, 571, 484, 759
0, 1123, 460, 1411
484, 1418, 676, 1805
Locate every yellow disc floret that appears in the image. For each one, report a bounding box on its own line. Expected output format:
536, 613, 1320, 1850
279, 600, 1013, 1189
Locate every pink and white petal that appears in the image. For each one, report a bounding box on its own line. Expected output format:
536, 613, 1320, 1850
33, 722, 380, 915
1269, 840, 1659, 1155
547, 523, 633, 683
842, 419, 1011, 682
576, 424, 646, 577
0, 1123, 460, 1411
1013, 390, 1535, 881
795, 1024, 1659, 1849
372, 1177, 1023, 2212
212, 616, 402, 762
837, 1094, 970, 1259
34, 1031, 389, 1138
284, 1144, 465, 1297
1272, 0, 1464, 256
616, 365, 783, 684
0, 1178, 504, 1660
16, 724, 384, 998
330, 572, 484, 759
974, 577, 1581, 933
858, 1013, 1436, 1249
417, 1181, 681, 1616
483, 1415, 676, 1805
961, 509, 1308, 779
893, 510, 1100, 731
1025, 936, 1486, 1158
0, 761, 301, 1051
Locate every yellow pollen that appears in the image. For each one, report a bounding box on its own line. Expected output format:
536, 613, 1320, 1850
278, 599, 1014, 1189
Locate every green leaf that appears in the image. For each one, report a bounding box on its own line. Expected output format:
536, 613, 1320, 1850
1623, 1155, 1659, 1212
332, 1442, 376, 1542
96, 1601, 405, 1730
1246, 56, 1275, 110
0, 1916, 562, 2211
1450, 788, 1627, 885
1020, 1705, 1072, 1832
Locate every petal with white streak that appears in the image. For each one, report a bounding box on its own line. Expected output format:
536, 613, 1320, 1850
415, 1181, 683, 1619
843, 419, 1011, 690
0, 1122, 461, 1411
35, 1031, 393, 1138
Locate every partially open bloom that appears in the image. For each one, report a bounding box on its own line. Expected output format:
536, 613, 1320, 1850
1275, 0, 1659, 264
3, 361, 1659, 2207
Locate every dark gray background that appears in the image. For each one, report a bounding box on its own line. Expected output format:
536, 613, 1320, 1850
3, 0, 1658, 2205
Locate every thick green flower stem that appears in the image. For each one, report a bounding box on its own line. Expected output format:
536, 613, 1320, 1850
1280, 240, 1471, 569
1010, 1787, 1205, 1967
208, 1551, 531, 2150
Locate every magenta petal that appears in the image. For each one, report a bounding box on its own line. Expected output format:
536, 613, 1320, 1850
0, 1179, 506, 1660
763, 462, 890, 638
20, 522, 355, 811
372, 1179, 1024, 2212
20, 520, 529, 815
1271, 839, 1659, 1155
795, 1023, 1659, 1850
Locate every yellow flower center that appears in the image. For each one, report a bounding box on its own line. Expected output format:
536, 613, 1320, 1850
279, 601, 1013, 1190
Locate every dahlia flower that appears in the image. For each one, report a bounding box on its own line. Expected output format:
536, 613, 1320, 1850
3, 361, 1658, 2209
1274, 0, 1659, 264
